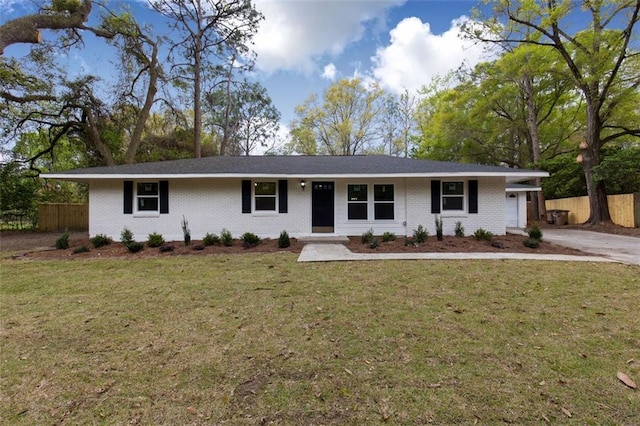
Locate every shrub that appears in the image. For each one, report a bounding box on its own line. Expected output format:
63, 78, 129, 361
126, 241, 144, 253
91, 234, 111, 248
361, 228, 375, 245
55, 230, 69, 250
159, 245, 174, 253
278, 230, 291, 248
369, 239, 379, 249
220, 228, 233, 247
72, 245, 89, 254
193, 244, 205, 251
241, 232, 261, 248
412, 225, 428, 244
202, 233, 220, 246
527, 225, 543, 241
181, 216, 191, 246
382, 231, 396, 242
523, 237, 540, 248
147, 232, 165, 248
473, 228, 493, 241
454, 221, 465, 238
435, 216, 443, 241
120, 227, 134, 246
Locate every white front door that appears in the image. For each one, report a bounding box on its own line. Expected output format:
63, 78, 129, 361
506, 194, 519, 227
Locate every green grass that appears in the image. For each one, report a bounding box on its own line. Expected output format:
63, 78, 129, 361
1, 255, 639, 424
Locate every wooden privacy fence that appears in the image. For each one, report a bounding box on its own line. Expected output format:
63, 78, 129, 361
38, 203, 89, 232
546, 192, 640, 228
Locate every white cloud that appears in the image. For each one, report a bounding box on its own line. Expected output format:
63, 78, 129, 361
321, 63, 337, 80
371, 16, 489, 93
253, 0, 405, 74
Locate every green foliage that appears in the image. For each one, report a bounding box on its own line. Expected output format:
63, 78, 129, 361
527, 225, 543, 241
220, 229, 233, 247
147, 232, 165, 248
454, 221, 465, 238
72, 245, 90, 254
592, 144, 640, 195
382, 232, 396, 242
473, 228, 493, 242
412, 225, 428, 244
540, 152, 586, 199
435, 216, 444, 241
278, 230, 291, 249
361, 228, 375, 245
91, 234, 111, 248
0, 162, 39, 221
55, 230, 69, 250
51, 0, 81, 13
202, 233, 220, 246
181, 216, 191, 246
369, 239, 379, 249
120, 227, 143, 252
240, 232, 260, 248
523, 238, 541, 249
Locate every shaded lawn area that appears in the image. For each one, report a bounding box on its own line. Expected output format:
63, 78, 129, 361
1, 254, 639, 424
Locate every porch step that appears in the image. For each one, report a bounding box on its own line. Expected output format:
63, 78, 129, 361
297, 235, 350, 244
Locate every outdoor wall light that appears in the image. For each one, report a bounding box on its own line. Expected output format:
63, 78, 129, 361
300, 180, 306, 190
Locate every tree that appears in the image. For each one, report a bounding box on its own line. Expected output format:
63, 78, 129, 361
289, 78, 385, 155
469, 0, 640, 224
150, 0, 263, 158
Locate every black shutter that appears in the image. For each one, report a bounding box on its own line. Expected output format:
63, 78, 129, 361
124, 181, 133, 214
468, 180, 478, 214
159, 180, 169, 214
242, 180, 251, 213
431, 180, 441, 214
278, 180, 288, 213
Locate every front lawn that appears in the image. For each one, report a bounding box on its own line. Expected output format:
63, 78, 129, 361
1, 255, 638, 424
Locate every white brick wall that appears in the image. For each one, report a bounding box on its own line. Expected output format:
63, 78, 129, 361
88, 176, 507, 241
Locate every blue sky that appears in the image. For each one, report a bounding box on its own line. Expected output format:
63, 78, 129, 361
1, 0, 491, 137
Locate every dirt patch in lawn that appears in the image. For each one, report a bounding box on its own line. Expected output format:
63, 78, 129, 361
2, 229, 592, 259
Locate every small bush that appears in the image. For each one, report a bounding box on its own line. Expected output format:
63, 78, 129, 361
435, 216, 443, 241
523, 237, 540, 248
147, 232, 165, 248
202, 233, 220, 246
404, 237, 418, 247
241, 232, 261, 248
369, 239, 379, 249
181, 216, 191, 246
91, 234, 111, 248
278, 230, 291, 248
126, 241, 144, 253
473, 228, 493, 241
361, 228, 375, 245
527, 225, 543, 241
412, 225, 428, 244
72, 245, 89, 254
221, 229, 233, 247
120, 227, 134, 246
454, 221, 465, 238
193, 244, 205, 251
159, 245, 175, 253
55, 230, 70, 250
382, 232, 396, 242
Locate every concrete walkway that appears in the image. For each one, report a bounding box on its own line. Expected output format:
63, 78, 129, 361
297, 243, 617, 264
298, 228, 639, 265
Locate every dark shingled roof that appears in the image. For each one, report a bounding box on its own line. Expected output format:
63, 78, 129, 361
44, 155, 546, 178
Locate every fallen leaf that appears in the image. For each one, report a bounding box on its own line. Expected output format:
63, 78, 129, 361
626, 359, 635, 364
541, 414, 550, 423
344, 368, 353, 376
428, 383, 441, 388
561, 407, 572, 418
617, 372, 637, 389
186, 406, 197, 415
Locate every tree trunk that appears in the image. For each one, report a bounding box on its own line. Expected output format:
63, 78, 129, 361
522, 72, 546, 221
582, 103, 611, 224
193, 41, 202, 159
82, 108, 114, 166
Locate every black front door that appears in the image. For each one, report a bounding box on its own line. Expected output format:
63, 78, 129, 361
311, 181, 334, 233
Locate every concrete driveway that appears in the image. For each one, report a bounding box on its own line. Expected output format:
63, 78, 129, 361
515, 228, 639, 266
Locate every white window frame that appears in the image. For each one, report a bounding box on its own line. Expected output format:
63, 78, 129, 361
347, 184, 369, 220
254, 181, 277, 212
136, 181, 159, 214
442, 181, 465, 213
373, 184, 394, 220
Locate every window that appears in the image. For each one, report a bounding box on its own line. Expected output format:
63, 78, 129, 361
442, 181, 464, 211
347, 184, 368, 220
254, 182, 276, 211
374, 184, 394, 220
137, 182, 159, 212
